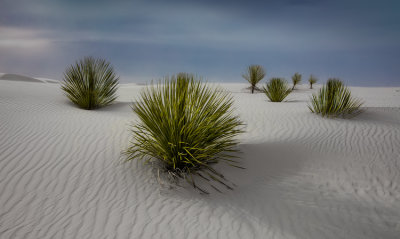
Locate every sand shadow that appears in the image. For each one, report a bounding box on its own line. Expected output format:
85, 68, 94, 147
217, 142, 310, 192
0, 74, 43, 83
61, 100, 135, 113
96, 101, 134, 112
160, 141, 397, 238
154, 142, 312, 238
161, 141, 310, 197
349, 107, 400, 125
45, 80, 60, 84
284, 99, 309, 103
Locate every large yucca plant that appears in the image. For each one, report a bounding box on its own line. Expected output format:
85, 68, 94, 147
292, 72, 302, 90
309, 78, 363, 117
242, 65, 266, 94
61, 57, 119, 110
125, 73, 244, 193
308, 75, 317, 89
263, 78, 292, 102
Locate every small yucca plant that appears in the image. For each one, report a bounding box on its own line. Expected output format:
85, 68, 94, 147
242, 65, 266, 94
309, 75, 317, 89
292, 72, 302, 90
61, 57, 119, 110
326, 78, 343, 89
263, 78, 292, 102
126, 73, 244, 193
309, 78, 363, 117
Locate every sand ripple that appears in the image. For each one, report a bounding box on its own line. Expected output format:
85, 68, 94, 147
0, 82, 399, 238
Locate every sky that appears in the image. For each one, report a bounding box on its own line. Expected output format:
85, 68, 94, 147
0, 0, 399, 86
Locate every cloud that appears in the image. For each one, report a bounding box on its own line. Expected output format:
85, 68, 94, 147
0, 27, 52, 51
1, 0, 399, 52
0, 0, 399, 85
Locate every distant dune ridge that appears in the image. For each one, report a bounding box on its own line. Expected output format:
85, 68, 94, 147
0, 73, 59, 83
0, 74, 400, 238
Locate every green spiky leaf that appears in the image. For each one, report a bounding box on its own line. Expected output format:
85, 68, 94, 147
61, 57, 119, 110
263, 78, 292, 102
242, 65, 266, 94
125, 73, 244, 193
292, 72, 302, 90
308, 75, 317, 89
308, 78, 363, 117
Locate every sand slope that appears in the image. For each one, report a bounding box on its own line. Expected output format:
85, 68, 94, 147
0, 73, 59, 84
0, 79, 399, 238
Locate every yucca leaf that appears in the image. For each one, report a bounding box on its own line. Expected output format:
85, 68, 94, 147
61, 56, 119, 110
308, 78, 363, 117
263, 78, 292, 102
242, 65, 265, 94
308, 75, 317, 89
292, 72, 302, 90
125, 73, 244, 193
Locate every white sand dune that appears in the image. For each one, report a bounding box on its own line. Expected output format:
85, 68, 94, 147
0, 73, 60, 84
0, 78, 399, 238
34, 77, 60, 84
0, 73, 44, 83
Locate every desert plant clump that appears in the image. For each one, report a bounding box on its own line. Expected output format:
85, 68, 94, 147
326, 78, 343, 88
242, 65, 266, 94
125, 73, 244, 193
308, 75, 317, 89
263, 78, 292, 102
61, 56, 119, 110
309, 78, 363, 117
291, 72, 302, 90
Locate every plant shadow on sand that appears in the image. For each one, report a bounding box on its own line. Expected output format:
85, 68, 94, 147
351, 107, 400, 125
96, 101, 134, 112
156, 142, 313, 237
63, 100, 135, 113
283, 99, 309, 103
162, 142, 310, 197
157, 141, 399, 238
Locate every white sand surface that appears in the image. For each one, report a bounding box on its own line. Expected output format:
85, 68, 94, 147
34, 78, 60, 84
0, 73, 60, 84
0, 78, 399, 238
0, 73, 44, 83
